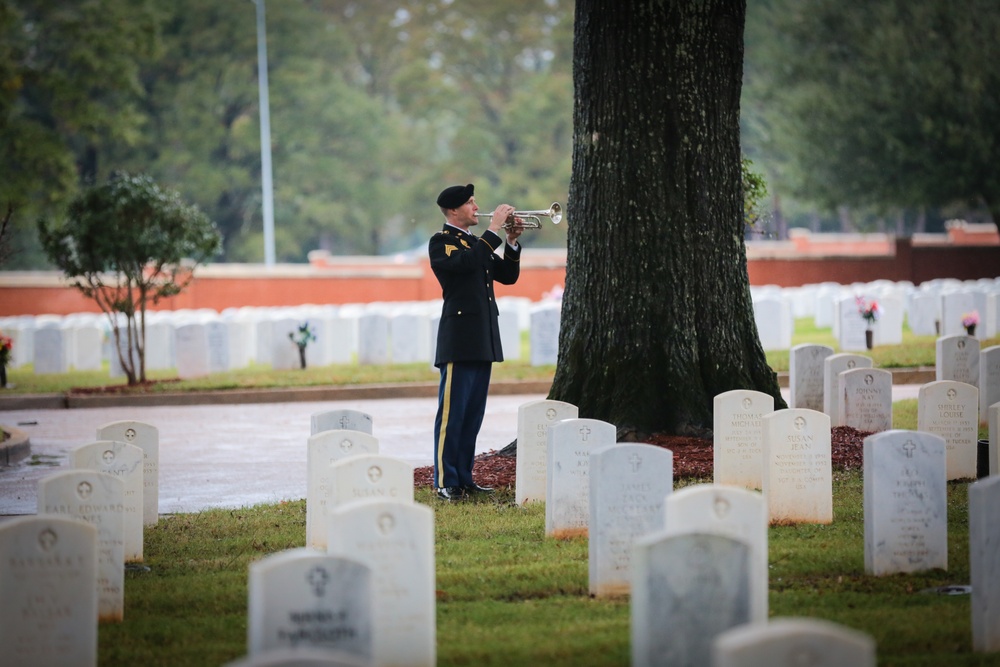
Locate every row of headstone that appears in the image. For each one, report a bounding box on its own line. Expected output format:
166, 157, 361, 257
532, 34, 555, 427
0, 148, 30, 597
0, 296, 568, 375
787, 340, 1000, 429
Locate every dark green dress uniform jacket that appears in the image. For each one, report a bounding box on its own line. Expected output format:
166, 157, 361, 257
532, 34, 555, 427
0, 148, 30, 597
428, 225, 521, 367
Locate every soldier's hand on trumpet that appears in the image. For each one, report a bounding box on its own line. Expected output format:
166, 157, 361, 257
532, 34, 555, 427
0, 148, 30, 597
488, 204, 524, 244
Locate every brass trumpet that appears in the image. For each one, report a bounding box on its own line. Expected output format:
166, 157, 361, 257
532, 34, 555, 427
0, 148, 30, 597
475, 202, 563, 230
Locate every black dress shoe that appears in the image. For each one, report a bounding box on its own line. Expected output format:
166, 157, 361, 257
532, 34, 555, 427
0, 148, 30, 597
436, 486, 465, 501
462, 483, 495, 494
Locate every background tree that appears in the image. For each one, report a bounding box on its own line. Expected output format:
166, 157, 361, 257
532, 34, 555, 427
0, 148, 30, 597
745, 0, 1000, 233
549, 0, 784, 438
0, 0, 156, 267
38, 173, 221, 385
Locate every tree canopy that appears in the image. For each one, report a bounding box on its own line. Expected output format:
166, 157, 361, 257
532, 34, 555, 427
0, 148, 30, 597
743, 0, 1000, 231
3, 0, 998, 268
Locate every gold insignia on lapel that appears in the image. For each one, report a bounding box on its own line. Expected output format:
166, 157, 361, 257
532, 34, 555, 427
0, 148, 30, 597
444, 244, 458, 256
460, 239, 470, 248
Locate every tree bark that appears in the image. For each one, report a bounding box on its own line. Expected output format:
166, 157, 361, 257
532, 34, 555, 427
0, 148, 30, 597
550, 0, 783, 438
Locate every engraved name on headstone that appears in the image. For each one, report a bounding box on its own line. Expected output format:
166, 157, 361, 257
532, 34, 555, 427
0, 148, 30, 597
789, 344, 834, 411
762, 409, 833, 525
0, 516, 98, 667
37, 470, 125, 622
248, 548, 372, 661
515, 399, 578, 506
839, 367, 893, 434
546, 418, 616, 538
96, 420, 159, 525
823, 353, 872, 427
71, 440, 144, 562
306, 429, 379, 550
632, 532, 751, 667
863, 430, 947, 575
917, 380, 979, 480
588, 443, 673, 597
713, 390, 774, 490
663, 485, 769, 623
326, 500, 435, 667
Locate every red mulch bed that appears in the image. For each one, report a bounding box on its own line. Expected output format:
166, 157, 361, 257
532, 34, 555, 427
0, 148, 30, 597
413, 426, 871, 489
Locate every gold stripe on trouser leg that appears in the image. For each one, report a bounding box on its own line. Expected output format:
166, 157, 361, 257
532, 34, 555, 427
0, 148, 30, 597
436, 362, 453, 488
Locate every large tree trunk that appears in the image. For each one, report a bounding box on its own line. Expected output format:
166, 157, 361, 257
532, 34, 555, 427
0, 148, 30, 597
550, 0, 783, 439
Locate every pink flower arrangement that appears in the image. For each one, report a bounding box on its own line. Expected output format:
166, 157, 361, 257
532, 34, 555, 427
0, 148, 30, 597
962, 310, 980, 327
0, 333, 12, 366
856, 296, 881, 327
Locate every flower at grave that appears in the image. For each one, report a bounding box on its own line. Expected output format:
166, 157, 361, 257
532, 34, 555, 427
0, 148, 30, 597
289, 322, 317, 370
0, 331, 11, 388
961, 310, 980, 327
289, 321, 317, 349
0, 332, 12, 366
856, 296, 881, 328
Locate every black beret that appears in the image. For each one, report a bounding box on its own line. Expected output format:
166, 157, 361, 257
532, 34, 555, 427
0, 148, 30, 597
436, 183, 474, 209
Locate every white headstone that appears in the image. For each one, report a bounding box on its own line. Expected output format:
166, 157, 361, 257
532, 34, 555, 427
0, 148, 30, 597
863, 430, 947, 575
545, 418, 617, 538
37, 470, 125, 622
936, 335, 981, 388
248, 548, 372, 661
917, 381, 980, 480
327, 454, 413, 511
838, 367, 893, 434
713, 390, 774, 490
515, 399, 578, 505
529, 302, 560, 366
306, 429, 379, 550
175, 322, 211, 379
326, 500, 435, 667
71, 324, 103, 371
941, 290, 979, 337
33, 324, 68, 374
390, 313, 431, 364
497, 306, 522, 361
663, 485, 768, 623
311, 410, 374, 436
823, 354, 872, 427
588, 443, 673, 597
907, 292, 939, 336
970, 476, 1000, 653
752, 296, 793, 351
762, 409, 833, 525
632, 532, 752, 667
871, 292, 904, 346
837, 296, 870, 352
979, 345, 1000, 425
357, 313, 390, 365
0, 515, 98, 667
789, 344, 834, 411
71, 441, 144, 562
96, 420, 159, 525
712, 617, 876, 667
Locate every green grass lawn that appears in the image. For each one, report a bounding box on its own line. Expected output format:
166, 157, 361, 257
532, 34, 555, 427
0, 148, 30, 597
97, 469, 999, 667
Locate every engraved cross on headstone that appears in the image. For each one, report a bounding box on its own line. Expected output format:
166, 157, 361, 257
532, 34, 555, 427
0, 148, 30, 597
578, 426, 591, 441
902, 440, 917, 458
338, 415, 352, 429
307, 566, 329, 597
629, 453, 642, 473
